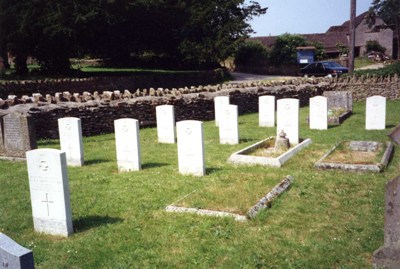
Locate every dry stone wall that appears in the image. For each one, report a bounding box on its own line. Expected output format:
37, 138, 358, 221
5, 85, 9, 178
0, 74, 399, 139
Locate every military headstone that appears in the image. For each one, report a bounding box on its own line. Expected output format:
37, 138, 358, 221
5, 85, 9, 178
277, 98, 299, 145
0, 233, 34, 269
114, 118, 141, 172
214, 96, 230, 126
309, 96, 328, 130
323, 91, 353, 111
156, 105, 176, 144
1, 113, 37, 159
219, 104, 239, 144
58, 117, 84, 166
177, 120, 205, 176
259, 95, 275, 127
366, 95, 386, 130
373, 176, 400, 269
26, 149, 73, 237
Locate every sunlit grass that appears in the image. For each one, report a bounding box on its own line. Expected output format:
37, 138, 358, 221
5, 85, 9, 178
1, 100, 400, 268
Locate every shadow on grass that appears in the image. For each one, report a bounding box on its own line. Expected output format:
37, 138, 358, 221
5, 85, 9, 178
85, 159, 111, 165
239, 138, 257, 143
37, 140, 60, 147
73, 215, 123, 233
206, 167, 222, 175
142, 162, 169, 169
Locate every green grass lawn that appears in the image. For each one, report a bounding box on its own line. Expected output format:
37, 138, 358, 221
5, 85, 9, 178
1, 100, 400, 268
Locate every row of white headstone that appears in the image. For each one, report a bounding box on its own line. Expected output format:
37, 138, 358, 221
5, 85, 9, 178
25, 94, 387, 237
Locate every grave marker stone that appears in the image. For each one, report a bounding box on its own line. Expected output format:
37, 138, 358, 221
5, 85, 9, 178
58, 117, 84, 166
156, 105, 176, 144
0, 233, 34, 269
373, 176, 400, 268
219, 104, 239, 144
366, 95, 386, 130
277, 98, 299, 145
26, 149, 73, 237
323, 91, 353, 111
214, 96, 229, 126
114, 118, 141, 172
2, 113, 36, 159
309, 96, 328, 130
177, 120, 205, 176
259, 95, 275, 127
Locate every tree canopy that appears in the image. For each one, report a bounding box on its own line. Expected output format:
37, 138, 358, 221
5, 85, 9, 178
367, 0, 400, 59
0, 0, 267, 74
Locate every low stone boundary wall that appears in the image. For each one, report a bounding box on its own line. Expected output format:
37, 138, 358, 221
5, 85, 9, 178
0, 74, 399, 139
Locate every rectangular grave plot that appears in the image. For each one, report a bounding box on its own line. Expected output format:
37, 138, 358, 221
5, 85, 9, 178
314, 141, 394, 172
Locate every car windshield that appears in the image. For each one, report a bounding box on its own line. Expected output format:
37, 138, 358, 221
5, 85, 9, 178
322, 62, 342, 68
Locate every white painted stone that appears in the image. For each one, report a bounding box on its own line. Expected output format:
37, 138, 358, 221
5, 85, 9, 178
259, 95, 275, 127
26, 149, 73, 237
58, 117, 84, 166
309, 96, 328, 130
219, 104, 239, 144
114, 118, 141, 172
277, 98, 299, 145
156, 105, 176, 143
366, 95, 386, 130
214, 96, 230, 126
177, 120, 205, 176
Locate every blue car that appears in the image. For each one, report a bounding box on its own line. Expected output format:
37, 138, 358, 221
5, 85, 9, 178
300, 61, 349, 77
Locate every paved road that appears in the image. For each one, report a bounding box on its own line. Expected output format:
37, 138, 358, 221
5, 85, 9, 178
229, 72, 293, 83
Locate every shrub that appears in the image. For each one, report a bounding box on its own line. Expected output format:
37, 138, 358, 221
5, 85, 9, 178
366, 40, 387, 54
234, 41, 269, 68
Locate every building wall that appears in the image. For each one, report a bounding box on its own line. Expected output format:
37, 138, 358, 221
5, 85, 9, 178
355, 17, 394, 57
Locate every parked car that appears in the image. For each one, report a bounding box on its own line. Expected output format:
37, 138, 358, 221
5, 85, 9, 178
300, 61, 349, 77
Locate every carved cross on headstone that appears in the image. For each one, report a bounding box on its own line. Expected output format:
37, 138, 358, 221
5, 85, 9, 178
41, 193, 54, 217
373, 176, 400, 268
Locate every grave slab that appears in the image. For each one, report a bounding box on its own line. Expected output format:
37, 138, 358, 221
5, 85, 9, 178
214, 96, 229, 126
373, 176, 400, 269
156, 105, 176, 144
26, 149, 73, 237
323, 91, 353, 111
309, 96, 328, 130
114, 118, 141, 172
0, 233, 34, 269
219, 104, 239, 144
58, 117, 84, 166
277, 98, 299, 145
259, 95, 275, 127
177, 120, 205, 176
1, 113, 37, 160
366, 95, 386, 130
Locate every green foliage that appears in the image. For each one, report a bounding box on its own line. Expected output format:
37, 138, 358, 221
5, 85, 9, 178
308, 41, 326, 61
1, 100, 400, 268
336, 42, 348, 55
354, 61, 400, 76
0, 0, 267, 74
270, 33, 307, 64
366, 40, 387, 53
234, 41, 269, 67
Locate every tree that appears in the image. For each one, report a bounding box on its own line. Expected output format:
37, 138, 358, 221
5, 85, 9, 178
367, 0, 400, 59
234, 40, 269, 67
270, 34, 307, 65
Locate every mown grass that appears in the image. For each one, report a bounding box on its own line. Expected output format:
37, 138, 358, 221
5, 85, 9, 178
1, 100, 400, 268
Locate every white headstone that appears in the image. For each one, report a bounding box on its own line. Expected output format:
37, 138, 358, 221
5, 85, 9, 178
26, 149, 73, 237
259, 95, 275, 127
309, 96, 328, 130
156, 105, 176, 143
277, 98, 299, 145
219, 104, 239, 144
114, 118, 141, 172
177, 120, 205, 176
58, 117, 84, 166
366, 95, 386, 130
214, 96, 230, 126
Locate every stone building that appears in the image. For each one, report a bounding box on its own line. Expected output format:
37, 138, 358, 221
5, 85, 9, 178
252, 11, 396, 59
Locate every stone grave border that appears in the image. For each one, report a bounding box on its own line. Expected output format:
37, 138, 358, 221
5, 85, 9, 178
227, 137, 312, 167
328, 110, 352, 125
314, 141, 394, 172
165, 176, 293, 221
